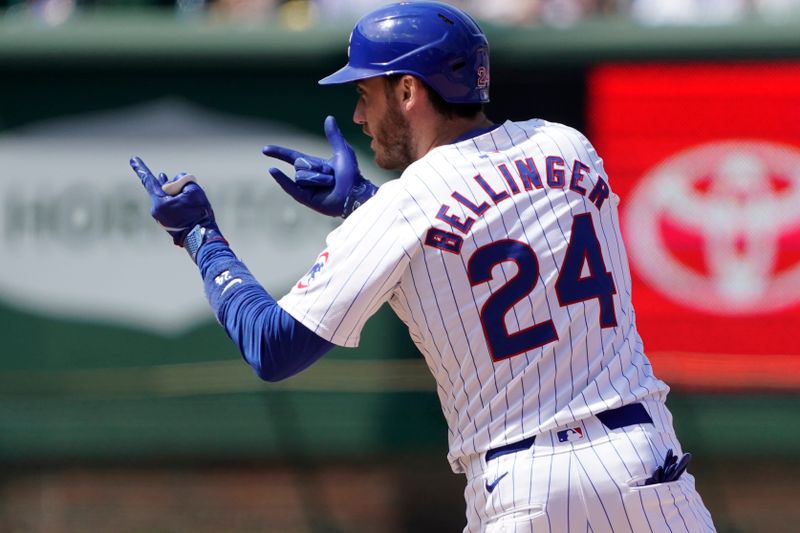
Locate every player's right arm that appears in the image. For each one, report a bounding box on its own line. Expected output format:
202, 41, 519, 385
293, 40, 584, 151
130, 156, 336, 382
262, 116, 378, 218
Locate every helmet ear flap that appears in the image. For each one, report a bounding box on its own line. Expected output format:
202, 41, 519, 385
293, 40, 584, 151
318, 1, 490, 105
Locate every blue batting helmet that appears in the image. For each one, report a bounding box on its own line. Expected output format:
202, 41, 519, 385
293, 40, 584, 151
319, 1, 490, 104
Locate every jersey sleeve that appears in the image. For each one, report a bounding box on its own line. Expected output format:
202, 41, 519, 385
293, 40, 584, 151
277, 180, 415, 347
196, 241, 335, 382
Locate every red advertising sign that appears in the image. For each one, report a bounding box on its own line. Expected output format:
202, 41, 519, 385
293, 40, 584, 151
588, 62, 800, 391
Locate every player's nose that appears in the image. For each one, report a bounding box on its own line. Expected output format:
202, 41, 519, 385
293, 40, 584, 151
353, 100, 366, 127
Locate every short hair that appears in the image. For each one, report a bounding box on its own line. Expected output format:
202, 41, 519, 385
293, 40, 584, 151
384, 74, 483, 119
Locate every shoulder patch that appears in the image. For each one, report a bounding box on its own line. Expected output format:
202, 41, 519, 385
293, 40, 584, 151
296, 251, 330, 289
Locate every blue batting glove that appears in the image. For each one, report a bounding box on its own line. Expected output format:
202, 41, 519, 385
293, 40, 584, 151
644, 449, 692, 485
130, 156, 221, 247
262, 115, 378, 218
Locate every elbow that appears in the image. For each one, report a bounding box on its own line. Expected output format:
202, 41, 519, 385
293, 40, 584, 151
258, 372, 282, 383
253, 363, 291, 383
239, 342, 290, 382
252, 349, 322, 383
237, 312, 332, 383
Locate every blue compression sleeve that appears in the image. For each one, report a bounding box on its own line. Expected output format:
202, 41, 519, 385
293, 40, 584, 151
196, 240, 335, 381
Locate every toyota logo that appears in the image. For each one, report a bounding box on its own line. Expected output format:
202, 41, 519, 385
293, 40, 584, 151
625, 140, 800, 315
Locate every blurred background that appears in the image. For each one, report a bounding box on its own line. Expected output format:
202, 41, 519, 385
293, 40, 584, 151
1, 0, 800, 532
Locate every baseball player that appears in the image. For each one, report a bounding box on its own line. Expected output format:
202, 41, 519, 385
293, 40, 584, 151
131, 2, 716, 531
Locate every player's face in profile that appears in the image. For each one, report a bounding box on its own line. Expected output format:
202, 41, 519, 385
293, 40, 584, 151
354, 78, 414, 171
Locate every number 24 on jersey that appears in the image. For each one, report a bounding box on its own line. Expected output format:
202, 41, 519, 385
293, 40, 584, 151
467, 213, 617, 362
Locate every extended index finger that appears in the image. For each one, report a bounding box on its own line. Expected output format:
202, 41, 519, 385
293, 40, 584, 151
262, 145, 312, 165
130, 156, 164, 197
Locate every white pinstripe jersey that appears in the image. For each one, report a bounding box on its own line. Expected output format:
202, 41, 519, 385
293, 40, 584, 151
278, 119, 670, 473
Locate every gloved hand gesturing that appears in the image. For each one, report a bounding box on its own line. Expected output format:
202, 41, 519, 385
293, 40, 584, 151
130, 156, 220, 247
262, 115, 378, 218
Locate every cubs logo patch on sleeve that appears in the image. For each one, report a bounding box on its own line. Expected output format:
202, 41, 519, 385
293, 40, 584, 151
297, 251, 329, 289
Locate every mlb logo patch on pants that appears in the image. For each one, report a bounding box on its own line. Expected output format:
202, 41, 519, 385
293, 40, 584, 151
557, 427, 584, 442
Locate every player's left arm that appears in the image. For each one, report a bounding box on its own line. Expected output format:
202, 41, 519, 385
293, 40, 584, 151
130, 156, 335, 381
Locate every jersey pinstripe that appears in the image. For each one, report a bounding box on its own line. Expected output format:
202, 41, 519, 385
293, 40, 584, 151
278, 119, 670, 473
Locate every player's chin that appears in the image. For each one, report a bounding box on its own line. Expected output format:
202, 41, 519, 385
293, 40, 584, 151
371, 144, 388, 167
374, 154, 401, 171
373, 145, 407, 171
373, 158, 391, 170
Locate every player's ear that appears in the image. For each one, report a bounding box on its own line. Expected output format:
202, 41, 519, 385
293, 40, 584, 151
401, 75, 423, 110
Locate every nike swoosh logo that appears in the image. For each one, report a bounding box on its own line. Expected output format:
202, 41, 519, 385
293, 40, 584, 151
485, 471, 508, 493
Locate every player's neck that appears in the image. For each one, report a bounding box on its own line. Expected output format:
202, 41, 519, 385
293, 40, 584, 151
418, 113, 494, 157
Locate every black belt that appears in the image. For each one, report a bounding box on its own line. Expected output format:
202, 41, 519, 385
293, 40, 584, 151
485, 403, 653, 462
